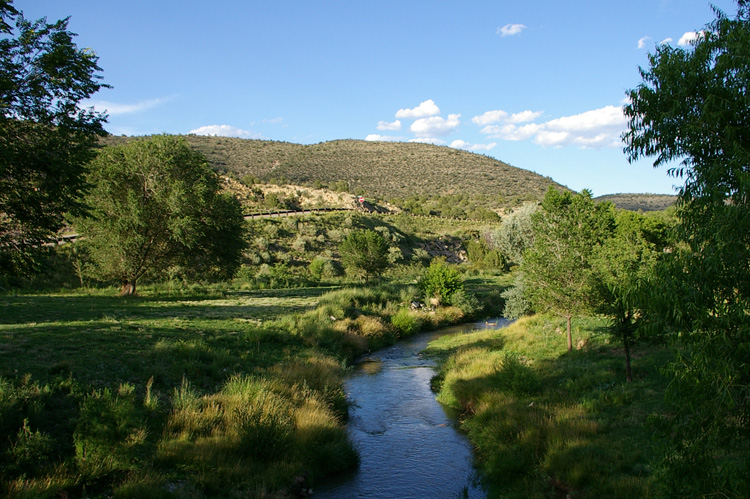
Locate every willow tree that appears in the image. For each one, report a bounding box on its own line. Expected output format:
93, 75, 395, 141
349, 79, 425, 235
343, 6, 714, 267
79, 135, 246, 295
623, 1, 750, 494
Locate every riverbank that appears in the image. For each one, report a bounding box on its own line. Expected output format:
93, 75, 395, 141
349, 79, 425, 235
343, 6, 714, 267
427, 314, 672, 497
0, 281, 494, 497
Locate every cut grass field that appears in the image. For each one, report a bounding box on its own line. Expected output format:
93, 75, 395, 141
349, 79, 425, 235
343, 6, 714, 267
427, 314, 673, 498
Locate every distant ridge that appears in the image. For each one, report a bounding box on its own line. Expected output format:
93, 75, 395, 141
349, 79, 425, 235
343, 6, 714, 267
595, 193, 677, 212
101, 135, 566, 206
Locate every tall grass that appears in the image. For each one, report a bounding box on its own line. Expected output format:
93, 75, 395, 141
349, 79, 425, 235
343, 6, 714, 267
427, 314, 672, 497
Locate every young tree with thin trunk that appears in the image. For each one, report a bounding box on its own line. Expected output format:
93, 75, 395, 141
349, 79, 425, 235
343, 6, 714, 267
78, 135, 246, 295
521, 187, 614, 351
591, 210, 665, 382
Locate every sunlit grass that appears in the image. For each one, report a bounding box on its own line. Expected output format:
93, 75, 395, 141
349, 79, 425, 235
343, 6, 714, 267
428, 313, 672, 497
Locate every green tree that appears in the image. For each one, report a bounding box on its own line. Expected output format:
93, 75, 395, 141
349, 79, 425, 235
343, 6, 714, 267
591, 210, 665, 382
623, 1, 750, 494
521, 188, 614, 351
78, 135, 246, 295
0, 1, 108, 281
419, 258, 464, 306
338, 229, 388, 280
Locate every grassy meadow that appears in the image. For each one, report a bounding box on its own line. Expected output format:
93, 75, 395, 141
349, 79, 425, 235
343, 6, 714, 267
427, 314, 672, 497
0, 275, 498, 498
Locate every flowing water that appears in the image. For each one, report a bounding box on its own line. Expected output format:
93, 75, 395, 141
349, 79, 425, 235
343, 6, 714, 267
315, 318, 511, 499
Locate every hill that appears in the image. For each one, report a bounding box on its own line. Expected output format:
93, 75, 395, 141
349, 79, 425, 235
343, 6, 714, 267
101, 135, 566, 208
595, 193, 677, 212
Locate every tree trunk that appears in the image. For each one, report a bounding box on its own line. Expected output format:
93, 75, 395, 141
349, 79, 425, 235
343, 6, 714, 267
566, 314, 573, 352
623, 330, 632, 383
120, 277, 137, 296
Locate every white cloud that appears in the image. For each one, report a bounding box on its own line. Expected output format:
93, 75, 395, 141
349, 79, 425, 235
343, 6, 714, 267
678, 30, 704, 46
479, 105, 627, 149
86, 97, 172, 115
659, 37, 673, 45
410, 113, 461, 137
409, 137, 446, 145
189, 125, 262, 139
497, 23, 526, 37
472, 110, 508, 126
395, 99, 440, 119
473, 109, 542, 127
366, 134, 403, 142
451, 140, 497, 151
637, 36, 651, 49
509, 110, 543, 123
377, 119, 402, 131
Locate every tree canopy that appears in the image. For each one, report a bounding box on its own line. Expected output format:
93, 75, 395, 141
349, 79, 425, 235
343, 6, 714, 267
0, 1, 108, 280
521, 187, 614, 351
338, 229, 388, 281
624, 1, 750, 494
78, 135, 246, 295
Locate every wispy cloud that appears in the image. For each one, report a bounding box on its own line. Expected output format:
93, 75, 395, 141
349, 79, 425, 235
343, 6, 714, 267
478, 105, 627, 149
395, 99, 440, 119
85, 96, 174, 115
497, 23, 526, 37
451, 139, 497, 152
637, 36, 651, 49
410, 114, 461, 137
377, 119, 402, 131
189, 125, 262, 139
365, 134, 404, 142
409, 137, 446, 145
659, 37, 673, 45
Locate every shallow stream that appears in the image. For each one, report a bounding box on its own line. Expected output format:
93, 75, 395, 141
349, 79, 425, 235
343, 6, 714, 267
315, 318, 511, 498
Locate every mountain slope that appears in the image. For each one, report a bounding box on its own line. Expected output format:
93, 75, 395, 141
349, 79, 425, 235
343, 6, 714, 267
102, 136, 565, 206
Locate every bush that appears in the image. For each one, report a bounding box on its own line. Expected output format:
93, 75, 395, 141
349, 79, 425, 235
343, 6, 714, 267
419, 258, 464, 306
391, 308, 424, 337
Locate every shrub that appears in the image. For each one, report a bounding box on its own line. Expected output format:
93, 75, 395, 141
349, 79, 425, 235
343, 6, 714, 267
419, 258, 464, 306
391, 308, 424, 337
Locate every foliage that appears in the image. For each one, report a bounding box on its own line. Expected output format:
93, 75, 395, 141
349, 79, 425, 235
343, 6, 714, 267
338, 229, 388, 280
489, 202, 538, 266
418, 258, 464, 306
466, 239, 507, 270
501, 273, 533, 319
0, 2, 108, 281
591, 210, 666, 382
78, 135, 246, 294
623, 1, 750, 494
521, 187, 615, 350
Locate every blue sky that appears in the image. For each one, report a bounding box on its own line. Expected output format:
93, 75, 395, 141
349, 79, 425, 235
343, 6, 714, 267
17, 0, 739, 196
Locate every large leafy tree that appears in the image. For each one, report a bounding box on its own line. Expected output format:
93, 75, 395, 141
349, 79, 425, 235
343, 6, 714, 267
0, 1, 108, 280
623, 1, 750, 494
521, 188, 614, 351
78, 135, 246, 295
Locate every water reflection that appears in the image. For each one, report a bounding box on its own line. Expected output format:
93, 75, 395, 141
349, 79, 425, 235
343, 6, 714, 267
316, 318, 510, 499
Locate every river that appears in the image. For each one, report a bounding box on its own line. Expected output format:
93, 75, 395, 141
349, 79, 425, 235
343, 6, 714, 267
315, 318, 511, 499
